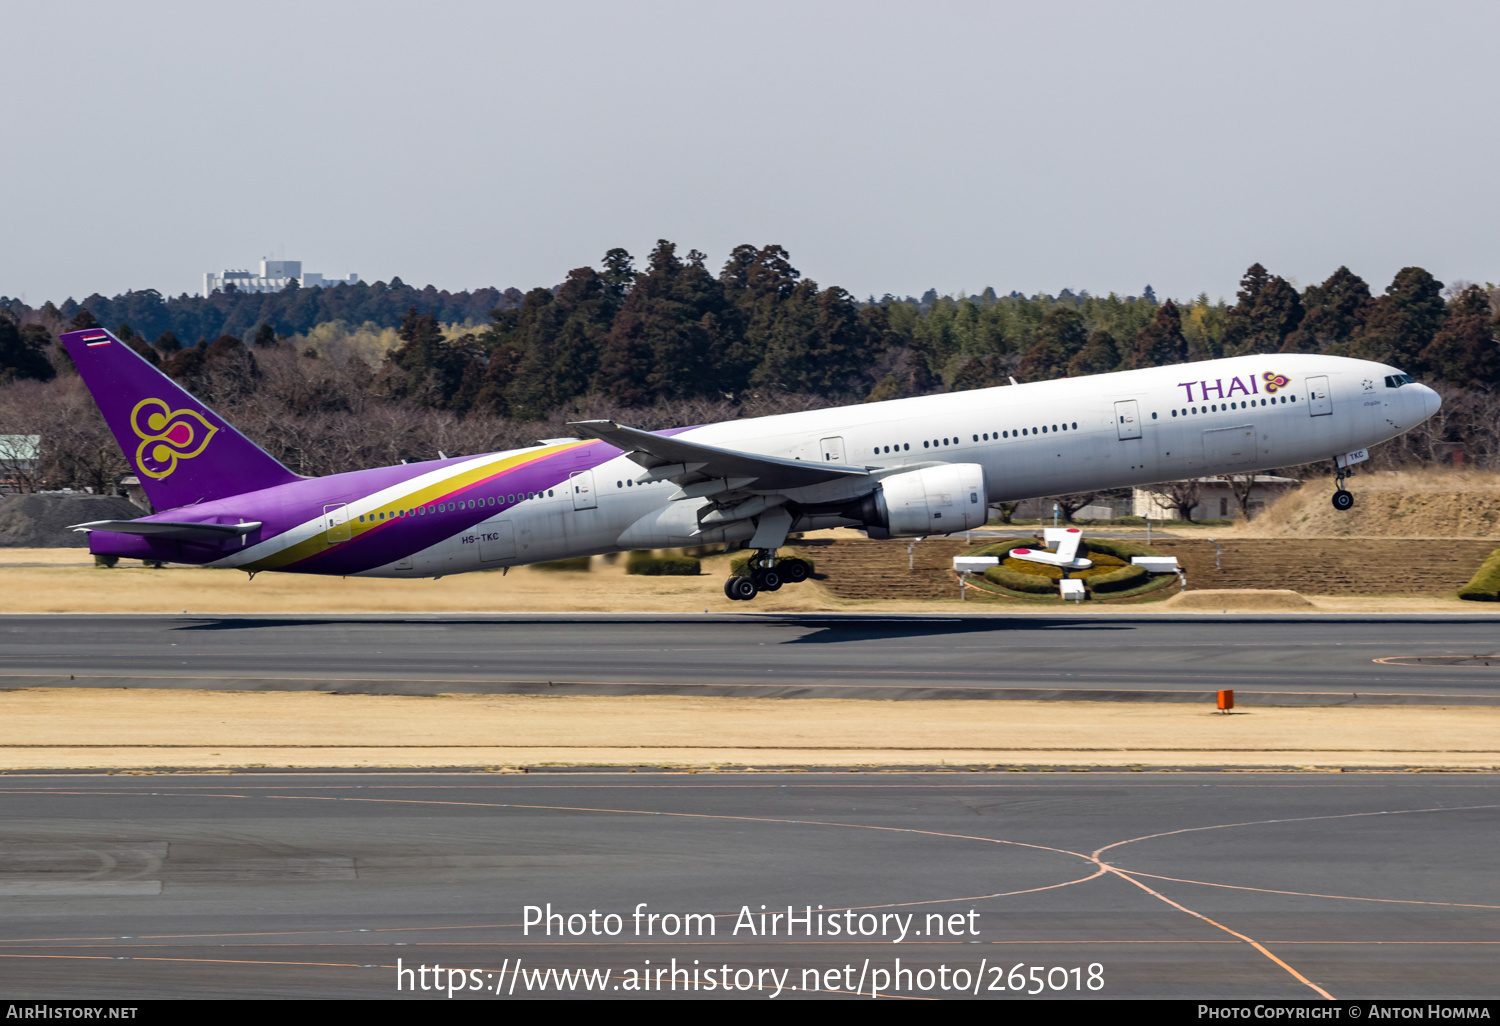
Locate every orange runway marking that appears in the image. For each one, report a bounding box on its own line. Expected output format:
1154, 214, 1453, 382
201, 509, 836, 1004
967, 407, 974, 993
1120, 869, 1500, 910
1095, 865, 1335, 1000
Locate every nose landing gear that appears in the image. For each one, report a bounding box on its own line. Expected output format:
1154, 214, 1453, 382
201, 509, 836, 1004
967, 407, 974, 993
1331, 462, 1355, 511
723, 550, 813, 601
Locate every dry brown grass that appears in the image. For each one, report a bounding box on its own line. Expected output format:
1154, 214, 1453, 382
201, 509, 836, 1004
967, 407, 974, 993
2, 688, 1496, 771
0, 546, 1485, 614
0, 549, 837, 614
1234, 469, 1500, 539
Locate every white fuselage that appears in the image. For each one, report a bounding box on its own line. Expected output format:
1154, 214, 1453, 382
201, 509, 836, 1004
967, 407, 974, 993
219, 353, 1437, 578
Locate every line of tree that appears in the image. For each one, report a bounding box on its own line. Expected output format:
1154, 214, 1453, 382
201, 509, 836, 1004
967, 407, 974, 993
0, 279, 520, 352
1, 243, 1497, 494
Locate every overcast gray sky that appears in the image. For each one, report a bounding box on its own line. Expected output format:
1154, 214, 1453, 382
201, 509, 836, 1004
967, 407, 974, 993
3, 1, 1496, 306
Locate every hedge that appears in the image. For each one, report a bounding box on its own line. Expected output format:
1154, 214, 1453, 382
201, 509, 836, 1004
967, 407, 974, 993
626, 555, 702, 576
983, 565, 1057, 593
1458, 546, 1500, 601
731, 555, 815, 578
533, 557, 591, 572
1003, 556, 1064, 581
967, 539, 1035, 559
1086, 564, 1148, 593
1080, 538, 1163, 560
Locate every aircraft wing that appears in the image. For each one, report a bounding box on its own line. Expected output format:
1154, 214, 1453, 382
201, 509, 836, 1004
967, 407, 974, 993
568, 420, 868, 492
71, 520, 263, 541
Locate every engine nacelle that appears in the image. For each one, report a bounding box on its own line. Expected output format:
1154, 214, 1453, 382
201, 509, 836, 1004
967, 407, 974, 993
860, 463, 988, 538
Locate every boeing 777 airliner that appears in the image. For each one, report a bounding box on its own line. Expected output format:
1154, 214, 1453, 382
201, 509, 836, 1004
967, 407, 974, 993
60, 328, 1440, 600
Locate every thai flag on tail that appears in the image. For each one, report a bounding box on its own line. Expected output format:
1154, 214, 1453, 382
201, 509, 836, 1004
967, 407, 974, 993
81, 333, 111, 346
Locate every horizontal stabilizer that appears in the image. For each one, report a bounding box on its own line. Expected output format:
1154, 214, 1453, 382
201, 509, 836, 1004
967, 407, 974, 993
569, 420, 868, 491
71, 519, 262, 541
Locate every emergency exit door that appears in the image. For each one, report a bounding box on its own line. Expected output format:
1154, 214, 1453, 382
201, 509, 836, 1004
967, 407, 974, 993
1114, 400, 1142, 440
570, 470, 597, 510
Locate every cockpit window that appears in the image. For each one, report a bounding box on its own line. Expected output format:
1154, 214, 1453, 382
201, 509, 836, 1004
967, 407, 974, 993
1384, 373, 1415, 388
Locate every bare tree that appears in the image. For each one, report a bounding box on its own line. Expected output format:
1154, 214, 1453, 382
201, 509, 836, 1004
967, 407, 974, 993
1047, 491, 1101, 523
1147, 479, 1203, 522
989, 500, 1020, 524
1222, 474, 1258, 520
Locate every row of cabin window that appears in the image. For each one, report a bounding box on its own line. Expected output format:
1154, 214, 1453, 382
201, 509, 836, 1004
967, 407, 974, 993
868, 423, 1085, 456
357, 488, 556, 523
1168, 395, 1296, 418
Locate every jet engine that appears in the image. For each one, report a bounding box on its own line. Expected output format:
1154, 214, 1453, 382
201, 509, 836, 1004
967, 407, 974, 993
853, 463, 988, 538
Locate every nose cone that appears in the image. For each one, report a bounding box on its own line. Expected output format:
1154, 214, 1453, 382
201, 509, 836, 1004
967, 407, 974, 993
1414, 383, 1441, 421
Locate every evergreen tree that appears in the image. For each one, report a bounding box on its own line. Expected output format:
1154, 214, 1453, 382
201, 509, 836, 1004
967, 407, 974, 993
154, 330, 182, 357
1015, 307, 1086, 381
1222, 263, 1304, 356
1067, 330, 1120, 377
488, 267, 619, 420
594, 241, 736, 404
1124, 300, 1188, 369
0, 313, 55, 383
1349, 267, 1446, 369
1420, 284, 1499, 385
1283, 266, 1371, 354
380, 308, 478, 408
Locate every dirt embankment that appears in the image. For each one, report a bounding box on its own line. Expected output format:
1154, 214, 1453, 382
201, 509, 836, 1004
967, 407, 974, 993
1238, 470, 1500, 539
0, 494, 142, 548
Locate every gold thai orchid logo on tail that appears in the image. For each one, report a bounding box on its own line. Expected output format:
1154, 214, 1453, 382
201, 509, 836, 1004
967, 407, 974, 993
130, 398, 218, 479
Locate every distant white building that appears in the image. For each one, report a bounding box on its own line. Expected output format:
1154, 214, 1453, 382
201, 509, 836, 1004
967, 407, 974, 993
0, 434, 41, 492
203, 259, 359, 297
1132, 476, 1300, 521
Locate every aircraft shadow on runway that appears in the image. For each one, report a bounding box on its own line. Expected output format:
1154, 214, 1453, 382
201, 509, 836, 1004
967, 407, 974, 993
168, 614, 1138, 645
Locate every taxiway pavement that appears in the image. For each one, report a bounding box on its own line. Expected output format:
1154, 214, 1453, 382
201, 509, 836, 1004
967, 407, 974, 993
0, 771, 1494, 1000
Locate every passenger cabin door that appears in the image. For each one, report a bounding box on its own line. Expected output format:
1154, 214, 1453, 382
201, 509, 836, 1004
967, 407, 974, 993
1114, 400, 1142, 440
570, 470, 597, 510
323, 502, 350, 543
1307, 376, 1332, 416
820, 436, 846, 462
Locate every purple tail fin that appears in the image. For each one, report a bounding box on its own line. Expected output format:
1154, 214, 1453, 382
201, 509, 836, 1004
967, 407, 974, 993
60, 328, 300, 511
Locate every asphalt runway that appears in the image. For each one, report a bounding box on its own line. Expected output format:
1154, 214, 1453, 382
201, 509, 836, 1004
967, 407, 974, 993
4, 612, 1500, 704
0, 772, 1495, 1000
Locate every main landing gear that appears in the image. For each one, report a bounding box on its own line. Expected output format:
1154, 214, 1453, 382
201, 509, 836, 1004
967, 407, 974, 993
1331, 463, 1355, 511
724, 549, 812, 601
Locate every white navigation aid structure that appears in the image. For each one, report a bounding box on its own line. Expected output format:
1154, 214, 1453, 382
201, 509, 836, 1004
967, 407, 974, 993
1009, 528, 1093, 570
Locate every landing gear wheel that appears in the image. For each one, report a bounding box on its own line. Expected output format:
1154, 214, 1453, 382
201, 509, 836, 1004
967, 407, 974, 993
725, 575, 758, 601
1331, 489, 1354, 511
779, 558, 810, 584
753, 568, 783, 592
